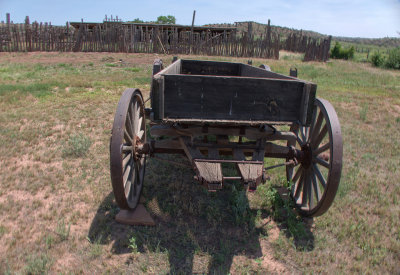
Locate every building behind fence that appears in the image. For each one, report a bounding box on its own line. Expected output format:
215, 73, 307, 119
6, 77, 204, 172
0, 14, 331, 61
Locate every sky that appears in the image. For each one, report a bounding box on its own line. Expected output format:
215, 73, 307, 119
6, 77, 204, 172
0, 0, 399, 38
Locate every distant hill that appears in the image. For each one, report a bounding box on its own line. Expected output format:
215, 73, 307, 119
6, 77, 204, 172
205, 21, 400, 48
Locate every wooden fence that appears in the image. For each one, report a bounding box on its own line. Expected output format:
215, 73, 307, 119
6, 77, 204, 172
284, 32, 331, 62
0, 16, 330, 61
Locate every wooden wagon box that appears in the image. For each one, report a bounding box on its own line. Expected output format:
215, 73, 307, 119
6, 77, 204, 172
151, 59, 316, 126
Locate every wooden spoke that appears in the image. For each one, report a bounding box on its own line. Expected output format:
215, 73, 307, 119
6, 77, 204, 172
126, 108, 134, 136
294, 171, 305, 202
310, 111, 324, 144
313, 142, 330, 156
124, 129, 133, 144
314, 156, 330, 168
292, 166, 303, 184
311, 172, 321, 202
122, 152, 131, 168
122, 145, 133, 152
307, 173, 314, 209
134, 161, 141, 186
137, 130, 144, 139
123, 164, 131, 187
305, 126, 310, 142
301, 170, 309, 207
312, 124, 328, 149
131, 102, 137, 133
124, 180, 132, 197
134, 101, 140, 133
300, 127, 306, 143
312, 163, 327, 189
137, 115, 143, 134
308, 106, 318, 141
296, 135, 304, 146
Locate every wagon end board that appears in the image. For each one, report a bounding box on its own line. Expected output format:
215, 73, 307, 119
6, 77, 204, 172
151, 59, 316, 126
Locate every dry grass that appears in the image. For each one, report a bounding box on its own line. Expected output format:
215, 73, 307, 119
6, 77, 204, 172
0, 52, 399, 274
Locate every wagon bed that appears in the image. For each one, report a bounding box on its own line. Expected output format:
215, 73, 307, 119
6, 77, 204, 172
151, 59, 316, 126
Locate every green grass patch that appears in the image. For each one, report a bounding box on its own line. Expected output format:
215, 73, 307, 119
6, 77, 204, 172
24, 254, 52, 275
62, 134, 92, 158
124, 67, 141, 72
105, 63, 118, 67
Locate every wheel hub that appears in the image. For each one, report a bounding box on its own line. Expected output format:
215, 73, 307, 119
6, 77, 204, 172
299, 143, 312, 169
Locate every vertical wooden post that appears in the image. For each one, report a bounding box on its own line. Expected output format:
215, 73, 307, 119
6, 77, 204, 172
6, 13, 10, 26
190, 10, 196, 54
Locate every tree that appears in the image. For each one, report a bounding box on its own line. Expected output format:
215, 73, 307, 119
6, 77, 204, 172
128, 18, 144, 23
156, 15, 176, 24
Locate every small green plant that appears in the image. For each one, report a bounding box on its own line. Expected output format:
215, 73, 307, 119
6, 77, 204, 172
89, 242, 103, 258
45, 234, 54, 249
62, 134, 92, 157
256, 183, 283, 212
129, 235, 138, 253
371, 52, 384, 67
56, 219, 70, 241
24, 254, 51, 275
359, 104, 368, 122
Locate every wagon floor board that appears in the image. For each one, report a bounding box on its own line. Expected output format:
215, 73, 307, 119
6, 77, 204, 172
236, 163, 263, 183
194, 161, 223, 183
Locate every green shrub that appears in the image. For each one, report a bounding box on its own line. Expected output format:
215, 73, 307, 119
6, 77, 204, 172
371, 52, 385, 67
330, 42, 355, 60
385, 47, 400, 69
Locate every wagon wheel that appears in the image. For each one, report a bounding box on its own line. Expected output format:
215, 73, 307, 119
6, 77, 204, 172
286, 98, 342, 217
110, 88, 146, 210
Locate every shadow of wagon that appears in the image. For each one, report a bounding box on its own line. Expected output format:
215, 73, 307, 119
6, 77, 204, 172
89, 158, 314, 274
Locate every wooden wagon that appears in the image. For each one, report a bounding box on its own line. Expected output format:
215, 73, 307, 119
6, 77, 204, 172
110, 59, 343, 217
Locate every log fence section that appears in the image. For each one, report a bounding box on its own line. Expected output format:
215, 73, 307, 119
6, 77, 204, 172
0, 17, 330, 61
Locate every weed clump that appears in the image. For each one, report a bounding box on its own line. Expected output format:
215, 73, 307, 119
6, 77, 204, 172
24, 254, 51, 275
62, 133, 92, 157
56, 218, 71, 241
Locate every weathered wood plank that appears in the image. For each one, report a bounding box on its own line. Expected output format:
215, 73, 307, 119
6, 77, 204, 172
194, 161, 223, 183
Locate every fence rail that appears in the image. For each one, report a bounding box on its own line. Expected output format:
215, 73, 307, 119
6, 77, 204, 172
0, 16, 330, 61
